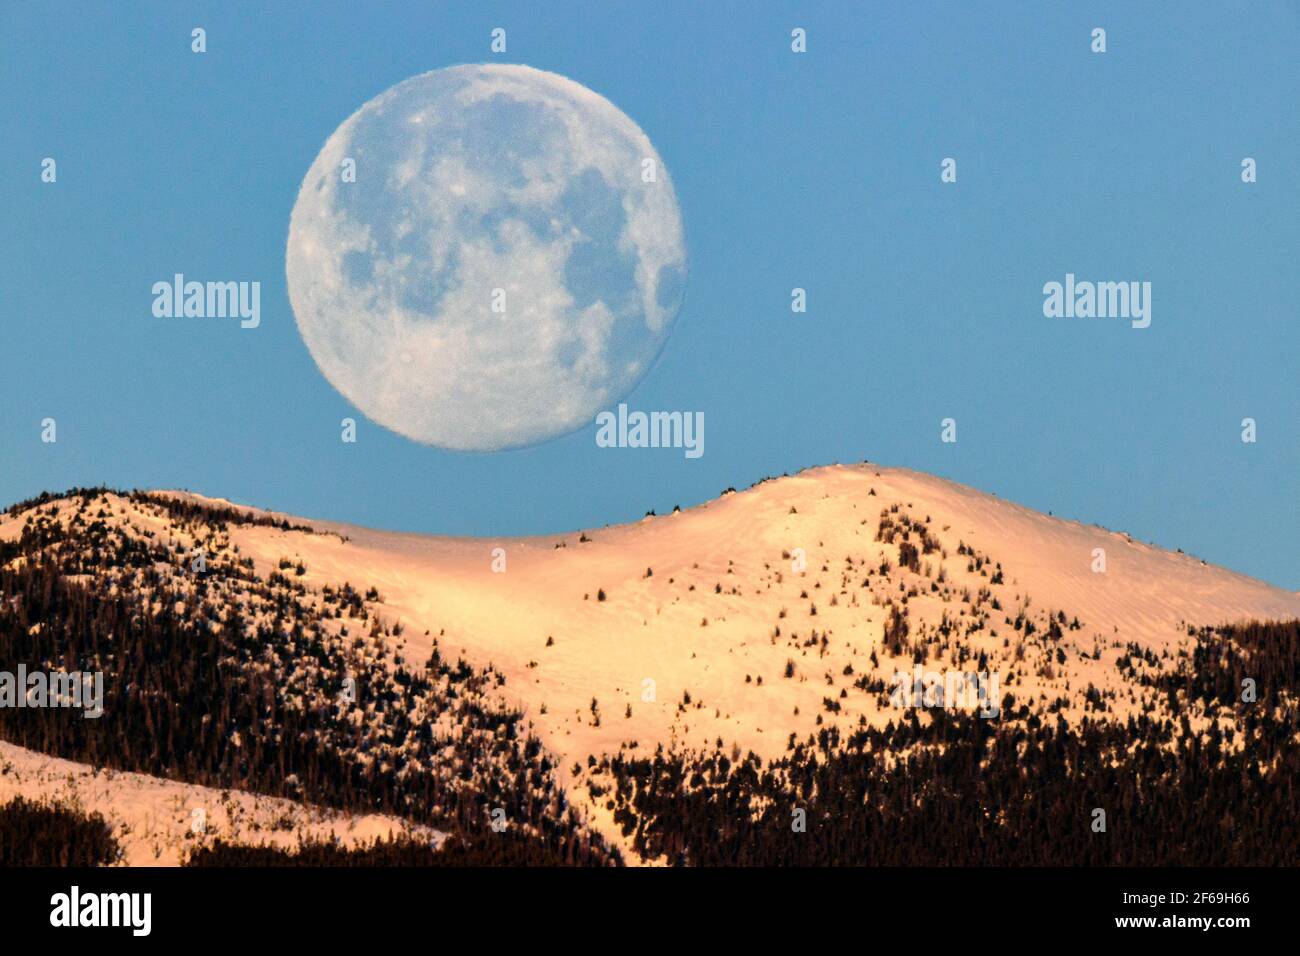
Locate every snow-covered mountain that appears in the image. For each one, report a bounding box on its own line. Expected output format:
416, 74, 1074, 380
4, 463, 1298, 865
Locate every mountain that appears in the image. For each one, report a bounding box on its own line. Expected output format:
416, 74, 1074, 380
3, 463, 1298, 865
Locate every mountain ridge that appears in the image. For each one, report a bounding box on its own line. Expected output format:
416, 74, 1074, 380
4, 464, 1299, 865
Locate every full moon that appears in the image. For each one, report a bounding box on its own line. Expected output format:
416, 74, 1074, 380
286, 64, 687, 450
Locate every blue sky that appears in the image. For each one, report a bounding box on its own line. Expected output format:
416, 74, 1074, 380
2, 1, 1297, 587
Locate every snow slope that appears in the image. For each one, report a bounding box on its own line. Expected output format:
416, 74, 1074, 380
0, 739, 438, 866
170, 463, 1300, 768
7, 462, 1298, 862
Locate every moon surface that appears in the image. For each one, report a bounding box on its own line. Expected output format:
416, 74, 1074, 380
286, 64, 687, 450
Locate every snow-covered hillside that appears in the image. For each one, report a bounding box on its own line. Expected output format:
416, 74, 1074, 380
4, 463, 1298, 865
173, 463, 1300, 761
